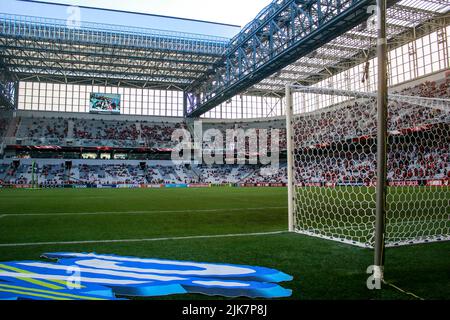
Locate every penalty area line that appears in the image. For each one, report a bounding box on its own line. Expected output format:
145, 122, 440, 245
0, 206, 288, 218
0, 231, 287, 247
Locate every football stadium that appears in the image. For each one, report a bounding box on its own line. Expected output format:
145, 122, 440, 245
0, 0, 449, 303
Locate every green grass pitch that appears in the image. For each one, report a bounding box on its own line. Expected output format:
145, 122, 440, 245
0, 187, 449, 299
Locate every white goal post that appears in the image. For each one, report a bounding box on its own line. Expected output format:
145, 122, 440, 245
285, 84, 450, 249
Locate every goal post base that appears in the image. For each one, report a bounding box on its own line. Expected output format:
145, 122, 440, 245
373, 265, 384, 282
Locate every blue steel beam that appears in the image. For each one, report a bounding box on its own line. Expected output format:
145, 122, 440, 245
0, 84, 16, 108
0, 81, 17, 109
0, 59, 16, 109
186, 0, 392, 117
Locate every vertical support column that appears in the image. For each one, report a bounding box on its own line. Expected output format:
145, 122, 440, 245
183, 91, 188, 118
13, 81, 19, 110
184, 91, 201, 118
374, 0, 388, 282
285, 85, 295, 233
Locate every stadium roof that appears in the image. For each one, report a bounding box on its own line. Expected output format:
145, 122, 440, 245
0, 0, 240, 91
186, 0, 450, 116
0, 10, 229, 88
0, 0, 449, 114
254, 0, 449, 93
4, 0, 241, 37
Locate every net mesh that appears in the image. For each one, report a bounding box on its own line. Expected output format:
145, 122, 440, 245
289, 85, 450, 247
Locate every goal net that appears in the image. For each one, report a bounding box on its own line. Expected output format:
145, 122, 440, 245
286, 85, 450, 248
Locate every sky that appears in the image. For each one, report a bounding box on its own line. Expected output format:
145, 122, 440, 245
23, 0, 272, 27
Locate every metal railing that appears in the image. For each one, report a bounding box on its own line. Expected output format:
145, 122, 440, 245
0, 13, 229, 55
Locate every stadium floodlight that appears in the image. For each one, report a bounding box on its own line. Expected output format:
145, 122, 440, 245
285, 84, 450, 252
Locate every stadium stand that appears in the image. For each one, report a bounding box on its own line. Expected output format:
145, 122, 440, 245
0, 78, 448, 187
398, 78, 450, 98
73, 119, 139, 147
15, 116, 68, 145
197, 164, 253, 184
1, 137, 448, 186
0, 118, 9, 138
6, 79, 447, 152
141, 121, 188, 148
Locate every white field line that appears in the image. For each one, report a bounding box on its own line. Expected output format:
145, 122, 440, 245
0, 206, 288, 218
0, 196, 113, 199
0, 231, 287, 247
